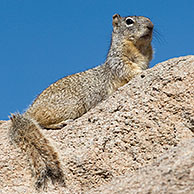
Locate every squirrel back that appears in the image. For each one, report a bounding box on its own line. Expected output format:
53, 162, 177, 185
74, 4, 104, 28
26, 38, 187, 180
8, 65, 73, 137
9, 14, 153, 189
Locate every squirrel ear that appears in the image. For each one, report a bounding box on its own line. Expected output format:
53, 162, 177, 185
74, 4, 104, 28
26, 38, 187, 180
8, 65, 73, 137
112, 14, 121, 27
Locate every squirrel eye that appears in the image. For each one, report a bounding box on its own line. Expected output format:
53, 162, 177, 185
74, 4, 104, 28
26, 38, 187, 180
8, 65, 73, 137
126, 18, 134, 26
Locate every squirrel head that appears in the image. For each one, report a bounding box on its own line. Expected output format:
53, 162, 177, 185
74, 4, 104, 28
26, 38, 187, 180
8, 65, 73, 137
112, 14, 153, 45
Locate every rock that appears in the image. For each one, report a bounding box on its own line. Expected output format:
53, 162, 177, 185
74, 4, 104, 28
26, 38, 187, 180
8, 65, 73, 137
89, 139, 194, 194
0, 55, 193, 193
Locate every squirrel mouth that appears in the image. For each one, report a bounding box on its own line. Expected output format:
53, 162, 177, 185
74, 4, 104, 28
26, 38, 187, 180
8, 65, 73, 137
140, 32, 152, 40
140, 28, 153, 40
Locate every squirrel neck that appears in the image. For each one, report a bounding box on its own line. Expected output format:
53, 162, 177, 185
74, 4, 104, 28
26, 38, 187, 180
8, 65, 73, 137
104, 33, 152, 81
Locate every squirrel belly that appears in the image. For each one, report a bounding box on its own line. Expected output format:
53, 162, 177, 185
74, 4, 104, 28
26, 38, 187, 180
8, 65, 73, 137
9, 14, 153, 189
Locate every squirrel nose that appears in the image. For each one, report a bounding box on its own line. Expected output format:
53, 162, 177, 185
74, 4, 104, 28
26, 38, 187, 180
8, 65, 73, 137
147, 23, 154, 31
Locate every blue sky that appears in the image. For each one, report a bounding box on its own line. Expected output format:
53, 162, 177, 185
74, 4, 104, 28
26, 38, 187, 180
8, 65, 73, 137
0, 0, 194, 120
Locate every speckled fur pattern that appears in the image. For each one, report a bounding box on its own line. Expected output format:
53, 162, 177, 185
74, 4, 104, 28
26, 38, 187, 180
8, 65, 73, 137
9, 14, 153, 189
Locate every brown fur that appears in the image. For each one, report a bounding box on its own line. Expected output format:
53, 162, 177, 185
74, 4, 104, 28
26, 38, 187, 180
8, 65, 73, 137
9, 14, 153, 189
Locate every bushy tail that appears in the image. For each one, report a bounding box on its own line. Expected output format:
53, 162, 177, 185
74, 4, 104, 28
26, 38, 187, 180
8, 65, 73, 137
9, 113, 65, 190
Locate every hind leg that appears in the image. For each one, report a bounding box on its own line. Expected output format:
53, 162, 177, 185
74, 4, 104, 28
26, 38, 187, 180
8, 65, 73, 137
0, 120, 6, 125
43, 119, 74, 130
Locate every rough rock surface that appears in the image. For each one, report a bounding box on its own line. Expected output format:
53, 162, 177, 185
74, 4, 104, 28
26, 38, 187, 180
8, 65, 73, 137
89, 139, 194, 194
0, 55, 194, 194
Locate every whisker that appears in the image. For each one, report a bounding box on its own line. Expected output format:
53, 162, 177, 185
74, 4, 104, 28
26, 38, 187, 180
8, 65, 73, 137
153, 28, 166, 44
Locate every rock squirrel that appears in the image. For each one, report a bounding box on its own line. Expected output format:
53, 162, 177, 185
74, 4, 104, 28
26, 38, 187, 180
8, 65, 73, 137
9, 14, 153, 189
